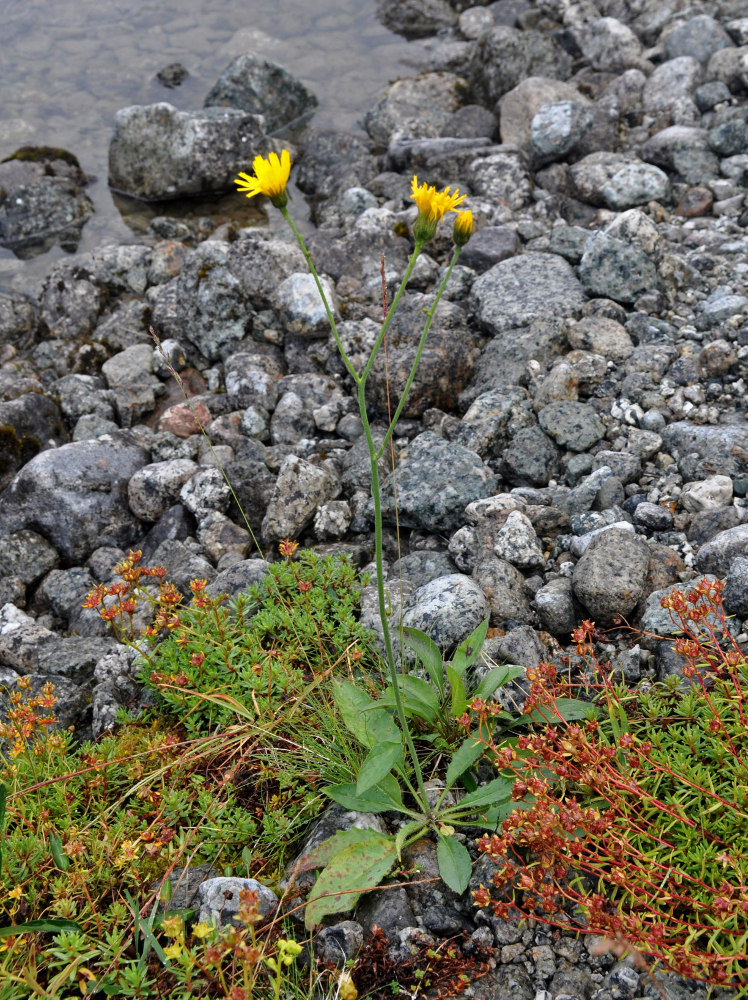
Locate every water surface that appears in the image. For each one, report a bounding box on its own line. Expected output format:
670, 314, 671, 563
1, 0, 427, 291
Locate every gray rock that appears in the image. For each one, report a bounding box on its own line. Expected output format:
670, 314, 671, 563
206, 559, 269, 599
402, 573, 490, 651
470, 26, 573, 107
501, 425, 560, 487
0, 604, 59, 674
530, 101, 594, 165
696, 524, 748, 577
204, 53, 317, 131
376, 0, 457, 39
3, 672, 89, 734
603, 162, 670, 209
314, 501, 352, 541
498, 77, 590, 148
468, 149, 533, 210
581, 17, 643, 71
708, 118, 748, 156
663, 14, 733, 64
198, 512, 251, 564
559, 467, 614, 515
473, 556, 532, 623
459, 226, 519, 272
570, 520, 635, 558
470, 253, 585, 335
680, 475, 733, 512
127, 460, 199, 522
198, 877, 277, 927
228, 233, 307, 311
37, 567, 95, 622
723, 556, 748, 617
175, 241, 248, 361
392, 551, 457, 588
270, 392, 315, 446
261, 455, 340, 543
0, 149, 93, 257
0, 530, 59, 586
569, 151, 633, 206
0, 434, 149, 564
179, 468, 231, 520
367, 294, 481, 418
378, 431, 497, 532
579, 232, 658, 305
314, 921, 363, 966
534, 577, 576, 636
694, 80, 732, 111
640, 126, 720, 185
452, 386, 528, 459
706, 44, 748, 92
662, 421, 748, 479
108, 103, 267, 200
633, 502, 674, 532
640, 577, 730, 642
38, 259, 106, 342
149, 539, 216, 596
572, 527, 650, 626
54, 374, 116, 428
493, 510, 545, 570
642, 57, 703, 120
538, 401, 605, 453
568, 316, 634, 363
0, 291, 38, 350
592, 451, 641, 485
363, 72, 464, 148
273, 272, 338, 339
0, 392, 68, 490
37, 636, 116, 684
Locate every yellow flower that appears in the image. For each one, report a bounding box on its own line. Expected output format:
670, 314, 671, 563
410, 175, 466, 243
337, 970, 358, 1000
164, 942, 183, 961
235, 149, 292, 209
8, 885, 23, 900
190, 921, 213, 939
453, 209, 473, 247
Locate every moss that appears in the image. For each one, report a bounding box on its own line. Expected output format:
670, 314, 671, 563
2, 145, 81, 168
0, 424, 41, 475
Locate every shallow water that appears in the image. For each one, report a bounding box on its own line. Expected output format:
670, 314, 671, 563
0, 0, 428, 292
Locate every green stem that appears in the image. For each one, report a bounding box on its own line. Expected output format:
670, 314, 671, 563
279, 209, 433, 812
376, 245, 462, 461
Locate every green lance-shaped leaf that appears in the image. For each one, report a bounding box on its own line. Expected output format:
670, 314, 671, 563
0, 918, 84, 938
49, 831, 69, 872
473, 665, 525, 702
326, 776, 406, 815
450, 619, 489, 678
445, 733, 487, 790
333, 680, 400, 750
304, 833, 397, 929
436, 834, 472, 894
447, 665, 468, 719
357, 740, 403, 796
451, 776, 514, 813
400, 627, 445, 699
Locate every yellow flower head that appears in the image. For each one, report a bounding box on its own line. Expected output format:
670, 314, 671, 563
410, 176, 466, 243
453, 209, 473, 247
235, 149, 292, 209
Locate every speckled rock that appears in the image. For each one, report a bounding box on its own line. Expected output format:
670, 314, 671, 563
493, 510, 545, 570
530, 101, 594, 164
696, 524, 748, 577
363, 72, 465, 148
0, 434, 149, 564
538, 401, 606, 452
108, 103, 267, 200
579, 232, 658, 304
572, 527, 651, 626
680, 475, 733, 512
472, 556, 532, 623
0, 529, 59, 587
470, 26, 573, 107
468, 149, 533, 210
470, 253, 585, 335
603, 162, 670, 209
534, 577, 577, 636
273, 272, 339, 339
378, 431, 497, 532
204, 53, 317, 131
174, 241, 248, 361
402, 574, 490, 651
261, 455, 340, 543
198, 877, 277, 928
501, 425, 561, 487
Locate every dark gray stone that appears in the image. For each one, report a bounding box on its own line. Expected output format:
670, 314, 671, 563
459, 226, 519, 272
534, 577, 577, 636
572, 527, 650, 626
108, 103, 268, 200
696, 524, 748, 578
402, 573, 490, 651
502, 425, 561, 487
470, 253, 585, 335
0, 530, 59, 587
538, 402, 606, 453
392, 551, 458, 588
204, 54, 317, 131
0, 434, 149, 564
379, 431, 497, 532
723, 556, 748, 617
579, 232, 658, 305
198, 877, 277, 927
470, 26, 573, 107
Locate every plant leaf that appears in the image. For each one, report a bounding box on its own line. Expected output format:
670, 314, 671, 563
394, 819, 425, 860
525, 698, 597, 725
326, 781, 404, 815
400, 627, 444, 699
0, 782, 5, 880
447, 666, 467, 719
451, 776, 513, 813
0, 918, 84, 938
304, 834, 397, 929
436, 835, 472, 894
450, 619, 489, 678
357, 741, 403, 795
333, 680, 400, 749
297, 828, 383, 873
473, 665, 525, 701
445, 734, 486, 789
49, 831, 69, 872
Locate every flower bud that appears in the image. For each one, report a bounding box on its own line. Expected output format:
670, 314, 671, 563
453, 209, 473, 247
